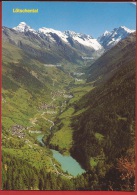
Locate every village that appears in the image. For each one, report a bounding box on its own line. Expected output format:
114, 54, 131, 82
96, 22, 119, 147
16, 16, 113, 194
9, 89, 73, 140
10, 124, 25, 139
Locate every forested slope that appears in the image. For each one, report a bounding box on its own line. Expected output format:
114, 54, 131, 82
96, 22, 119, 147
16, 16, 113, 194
70, 33, 136, 190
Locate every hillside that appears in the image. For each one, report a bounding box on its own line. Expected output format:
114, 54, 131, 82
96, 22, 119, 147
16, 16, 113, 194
70, 33, 136, 190
2, 30, 77, 190
87, 32, 136, 85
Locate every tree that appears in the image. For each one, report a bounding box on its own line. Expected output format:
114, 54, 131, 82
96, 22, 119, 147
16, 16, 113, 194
116, 154, 135, 190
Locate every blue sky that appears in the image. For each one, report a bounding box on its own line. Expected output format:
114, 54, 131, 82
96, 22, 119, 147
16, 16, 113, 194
2, 1, 136, 38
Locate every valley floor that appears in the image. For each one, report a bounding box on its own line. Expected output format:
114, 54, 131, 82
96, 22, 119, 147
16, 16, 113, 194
2, 70, 95, 190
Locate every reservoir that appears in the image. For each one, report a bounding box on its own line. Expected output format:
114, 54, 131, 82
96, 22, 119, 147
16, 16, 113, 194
51, 149, 85, 176
37, 134, 85, 176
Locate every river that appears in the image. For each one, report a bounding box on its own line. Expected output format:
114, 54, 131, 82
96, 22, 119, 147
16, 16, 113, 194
37, 134, 85, 177
37, 134, 45, 146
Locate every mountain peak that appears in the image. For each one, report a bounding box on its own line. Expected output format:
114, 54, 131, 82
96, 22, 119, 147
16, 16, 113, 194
120, 25, 128, 29
13, 22, 36, 33
118, 26, 135, 33
98, 26, 135, 50
103, 30, 111, 36
39, 27, 63, 35
64, 30, 93, 39
20, 22, 27, 25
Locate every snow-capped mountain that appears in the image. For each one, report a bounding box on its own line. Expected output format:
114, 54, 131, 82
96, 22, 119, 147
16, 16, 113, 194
38, 27, 102, 51
98, 26, 135, 50
5, 22, 135, 66
38, 27, 68, 43
12, 23, 135, 52
65, 30, 102, 51
13, 22, 37, 34
13, 22, 103, 52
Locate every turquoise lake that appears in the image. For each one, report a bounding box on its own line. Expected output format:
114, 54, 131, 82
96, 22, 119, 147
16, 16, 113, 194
37, 134, 85, 176
51, 149, 85, 176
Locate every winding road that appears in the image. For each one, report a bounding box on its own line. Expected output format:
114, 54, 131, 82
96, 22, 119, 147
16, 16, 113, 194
30, 91, 74, 179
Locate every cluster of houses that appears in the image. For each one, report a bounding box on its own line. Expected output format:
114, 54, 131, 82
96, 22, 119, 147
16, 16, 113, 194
38, 90, 72, 112
11, 125, 25, 139
63, 94, 73, 98
51, 90, 65, 97
51, 90, 73, 99
39, 103, 56, 110
73, 72, 85, 76
75, 78, 83, 82
44, 64, 62, 67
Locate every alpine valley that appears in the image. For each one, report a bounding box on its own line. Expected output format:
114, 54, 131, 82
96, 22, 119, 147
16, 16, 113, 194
2, 22, 136, 190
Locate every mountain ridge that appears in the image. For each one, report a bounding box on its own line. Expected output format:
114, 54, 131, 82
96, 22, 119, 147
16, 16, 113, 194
13, 22, 135, 52
13, 22, 102, 52
98, 26, 135, 50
